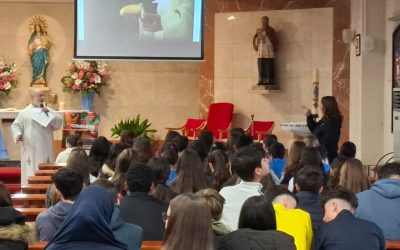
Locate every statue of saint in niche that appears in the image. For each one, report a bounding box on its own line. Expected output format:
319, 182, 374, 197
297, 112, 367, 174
28, 16, 52, 87
252, 16, 279, 89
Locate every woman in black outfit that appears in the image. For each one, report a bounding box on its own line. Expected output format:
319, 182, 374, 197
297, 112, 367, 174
305, 96, 343, 163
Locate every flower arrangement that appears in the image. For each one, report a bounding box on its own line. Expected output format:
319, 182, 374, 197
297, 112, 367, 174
0, 57, 18, 95
61, 60, 109, 95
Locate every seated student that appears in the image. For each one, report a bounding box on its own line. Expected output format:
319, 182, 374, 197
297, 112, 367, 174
101, 143, 131, 179
196, 188, 230, 237
170, 149, 208, 194
120, 162, 168, 241
235, 135, 254, 151
318, 145, 330, 174
265, 186, 313, 250
132, 136, 152, 163
88, 136, 110, 180
148, 157, 177, 203
188, 140, 208, 163
159, 142, 179, 185
198, 130, 214, 154
294, 167, 324, 231
356, 162, 400, 240
339, 141, 356, 158
206, 150, 231, 191
338, 158, 370, 194
218, 196, 295, 250
55, 134, 82, 163
219, 144, 269, 230
327, 155, 348, 189
93, 179, 143, 250
111, 148, 138, 196
36, 168, 84, 241
0, 182, 35, 250
45, 186, 128, 250
162, 193, 213, 250
268, 142, 286, 179
120, 130, 134, 146
281, 141, 306, 185
314, 188, 385, 250
303, 134, 319, 147
227, 128, 245, 156
262, 134, 278, 153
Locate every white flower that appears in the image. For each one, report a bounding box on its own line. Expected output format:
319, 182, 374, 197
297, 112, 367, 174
94, 75, 101, 84
83, 62, 90, 70
75, 61, 84, 69
0, 71, 10, 77
74, 79, 82, 85
71, 73, 78, 79
4, 82, 11, 90
0, 58, 5, 67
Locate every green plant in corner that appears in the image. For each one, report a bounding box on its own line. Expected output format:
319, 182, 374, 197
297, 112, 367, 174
111, 115, 157, 138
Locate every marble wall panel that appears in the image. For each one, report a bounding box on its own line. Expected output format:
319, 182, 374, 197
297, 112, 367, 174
201, 0, 350, 143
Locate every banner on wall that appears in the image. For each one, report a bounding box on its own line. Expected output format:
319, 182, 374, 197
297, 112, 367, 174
63, 111, 100, 147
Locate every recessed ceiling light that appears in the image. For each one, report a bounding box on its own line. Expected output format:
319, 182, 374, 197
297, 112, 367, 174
227, 16, 235, 20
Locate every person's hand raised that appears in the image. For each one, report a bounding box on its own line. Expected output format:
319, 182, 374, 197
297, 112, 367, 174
302, 105, 311, 116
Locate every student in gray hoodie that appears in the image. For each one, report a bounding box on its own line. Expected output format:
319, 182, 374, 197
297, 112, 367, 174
356, 162, 400, 240
36, 168, 84, 241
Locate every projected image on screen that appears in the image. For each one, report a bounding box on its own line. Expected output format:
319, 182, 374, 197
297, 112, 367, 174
75, 0, 203, 60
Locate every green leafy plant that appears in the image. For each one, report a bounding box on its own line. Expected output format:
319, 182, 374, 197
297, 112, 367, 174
111, 115, 157, 138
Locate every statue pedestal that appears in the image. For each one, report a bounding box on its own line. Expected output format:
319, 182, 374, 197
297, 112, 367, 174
249, 85, 281, 95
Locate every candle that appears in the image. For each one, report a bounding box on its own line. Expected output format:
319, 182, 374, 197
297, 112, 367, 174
313, 68, 319, 82
59, 101, 65, 111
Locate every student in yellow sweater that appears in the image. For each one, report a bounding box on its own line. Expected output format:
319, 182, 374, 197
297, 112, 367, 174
266, 186, 313, 250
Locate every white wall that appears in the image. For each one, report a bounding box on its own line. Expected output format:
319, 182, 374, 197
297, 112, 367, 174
350, 0, 385, 165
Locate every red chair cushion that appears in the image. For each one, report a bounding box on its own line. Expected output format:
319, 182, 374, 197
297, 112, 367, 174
0, 167, 21, 184
205, 103, 234, 139
249, 121, 275, 140
184, 118, 205, 137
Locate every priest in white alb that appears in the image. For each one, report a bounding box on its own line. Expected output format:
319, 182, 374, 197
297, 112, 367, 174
11, 89, 63, 185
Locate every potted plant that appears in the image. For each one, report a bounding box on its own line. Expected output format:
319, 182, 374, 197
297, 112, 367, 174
111, 115, 157, 139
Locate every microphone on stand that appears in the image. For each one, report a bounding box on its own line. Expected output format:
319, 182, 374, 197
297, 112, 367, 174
40, 103, 49, 117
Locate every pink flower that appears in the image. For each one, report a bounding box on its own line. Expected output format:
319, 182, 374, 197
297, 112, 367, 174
72, 85, 78, 91
89, 67, 94, 72
69, 64, 75, 72
85, 72, 92, 78
89, 77, 94, 83
2, 76, 7, 82
0, 85, 5, 90
83, 82, 88, 89
0, 68, 2, 73
78, 70, 85, 79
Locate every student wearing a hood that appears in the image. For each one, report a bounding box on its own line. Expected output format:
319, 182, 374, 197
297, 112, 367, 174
93, 179, 143, 250
36, 168, 83, 241
356, 162, 400, 239
0, 182, 35, 250
45, 186, 128, 250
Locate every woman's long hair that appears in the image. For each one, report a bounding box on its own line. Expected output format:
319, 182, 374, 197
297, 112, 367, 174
238, 196, 276, 230
284, 141, 306, 178
321, 96, 343, 122
339, 158, 370, 193
111, 148, 138, 195
0, 181, 12, 207
206, 150, 231, 191
88, 136, 110, 177
163, 194, 213, 250
67, 147, 90, 186
170, 149, 208, 194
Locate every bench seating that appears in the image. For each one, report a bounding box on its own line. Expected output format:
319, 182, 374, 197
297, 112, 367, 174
27, 176, 52, 185
34, 170, 57, 176
12, 193, 46, 208
21, 184, 50, 194
38, 163, 65, 170
15, 207, 47, 221
28, 241, 163, 250
387, 240, 400, 250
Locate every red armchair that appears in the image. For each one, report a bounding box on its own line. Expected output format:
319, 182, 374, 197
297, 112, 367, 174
193, 102, 234, 140
166, 118, 205, 138
167, 103, 234, 140
246, 121, 275, 142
